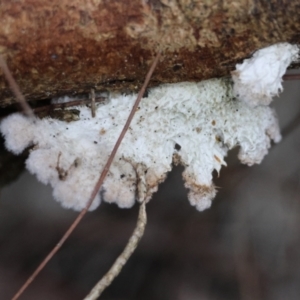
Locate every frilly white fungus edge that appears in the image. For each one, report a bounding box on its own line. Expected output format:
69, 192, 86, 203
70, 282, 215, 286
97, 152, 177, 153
1, 77, 282, 211
232, 43, 299, 106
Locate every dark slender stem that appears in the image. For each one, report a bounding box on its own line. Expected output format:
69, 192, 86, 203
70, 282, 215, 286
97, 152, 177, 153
33, 97, 105, 113
11, 51, 161, 300
0, 55, 34, 118
90, 89, 96, 118
283, 74, 300, 81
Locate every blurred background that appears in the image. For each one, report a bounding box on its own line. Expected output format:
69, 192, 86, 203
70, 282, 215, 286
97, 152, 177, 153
1, 74, 300, 300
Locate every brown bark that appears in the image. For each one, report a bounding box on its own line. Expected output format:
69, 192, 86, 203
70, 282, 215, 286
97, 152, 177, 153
0, 0, 300, 108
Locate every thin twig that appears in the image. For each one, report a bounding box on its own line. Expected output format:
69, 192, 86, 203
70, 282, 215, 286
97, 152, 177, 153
283, 73, 300, 81
0, 55, 34, 118
33, 97, 106, 114
84, 201, 147, 300
90, 89, 96, 118
11, 51, 161, 300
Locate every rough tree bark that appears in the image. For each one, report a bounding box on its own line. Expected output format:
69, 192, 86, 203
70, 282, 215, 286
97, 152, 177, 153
0, 0, 299, 108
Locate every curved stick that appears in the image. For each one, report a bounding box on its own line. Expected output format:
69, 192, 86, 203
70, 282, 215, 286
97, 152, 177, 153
84, 201, 147, 300
11, 51, 161, 300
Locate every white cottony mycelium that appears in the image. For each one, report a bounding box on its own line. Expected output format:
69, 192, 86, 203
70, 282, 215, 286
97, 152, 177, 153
3, 42, 299, 212
0, 77, 281, 211
232, 43, 299, 106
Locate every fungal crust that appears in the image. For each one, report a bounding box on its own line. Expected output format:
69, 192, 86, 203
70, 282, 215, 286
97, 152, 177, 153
0, 78, 281, 211
232, 43, 299, 106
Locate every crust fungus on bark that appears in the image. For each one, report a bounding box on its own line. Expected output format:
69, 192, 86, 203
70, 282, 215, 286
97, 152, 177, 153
0, 0, 300, 108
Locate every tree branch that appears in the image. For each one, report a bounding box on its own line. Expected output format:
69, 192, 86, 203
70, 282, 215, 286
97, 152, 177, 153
0, 0, 300, 107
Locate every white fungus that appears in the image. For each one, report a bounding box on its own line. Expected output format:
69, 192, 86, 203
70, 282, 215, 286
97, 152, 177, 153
0, 78, 281, 211
232, 43, 299, 106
